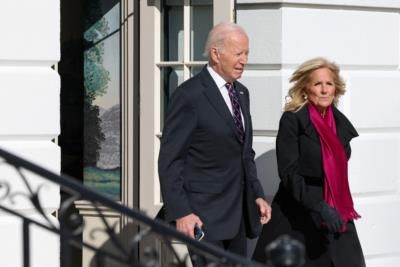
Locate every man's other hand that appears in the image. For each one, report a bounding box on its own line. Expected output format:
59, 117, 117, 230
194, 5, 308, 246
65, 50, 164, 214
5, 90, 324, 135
256, 198, 272, 224
176, 213, 203, 238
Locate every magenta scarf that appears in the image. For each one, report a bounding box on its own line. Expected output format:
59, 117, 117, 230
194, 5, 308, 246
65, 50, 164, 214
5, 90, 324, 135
308, 103, 360, 231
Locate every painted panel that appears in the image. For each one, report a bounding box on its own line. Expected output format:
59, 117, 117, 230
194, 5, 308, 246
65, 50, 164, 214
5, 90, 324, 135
366, 256, 400, 267
0, 215, 59, 267
0, 67, 60, 136
83, 0, 121, 200
240, 70, 284, 130
349, 134, 400, 194
0, 0, 59, 62
0, 141, 60, 210
237, 5, 282, 64
282, 7, 399, 67
30, 215, 60, 267
344, 71, 400, 128
355, 197, 400, 256
0, 217, 22, 267
237, 0, 400, 9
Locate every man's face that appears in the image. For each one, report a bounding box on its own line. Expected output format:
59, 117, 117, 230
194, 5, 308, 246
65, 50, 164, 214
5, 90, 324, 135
212, 32, 249, 82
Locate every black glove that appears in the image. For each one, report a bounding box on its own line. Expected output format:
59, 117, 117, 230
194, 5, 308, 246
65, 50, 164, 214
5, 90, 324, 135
312, 202, 343, 233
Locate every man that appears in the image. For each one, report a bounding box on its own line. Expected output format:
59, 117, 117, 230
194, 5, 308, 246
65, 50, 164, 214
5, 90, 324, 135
158, 22, 271, 261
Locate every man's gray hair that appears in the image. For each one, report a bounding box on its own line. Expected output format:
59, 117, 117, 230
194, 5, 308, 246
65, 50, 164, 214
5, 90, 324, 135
203, 22, 247, 58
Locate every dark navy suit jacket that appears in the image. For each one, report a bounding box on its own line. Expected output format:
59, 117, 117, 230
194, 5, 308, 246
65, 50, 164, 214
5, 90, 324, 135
158, 67, 265, 240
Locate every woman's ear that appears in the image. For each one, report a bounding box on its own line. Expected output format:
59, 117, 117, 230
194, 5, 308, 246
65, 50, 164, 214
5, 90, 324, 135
303, 88, 308, 100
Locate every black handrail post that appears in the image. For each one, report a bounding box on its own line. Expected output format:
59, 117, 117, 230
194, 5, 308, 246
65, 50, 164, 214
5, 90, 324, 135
266, 235, 305, 267
60, 220, 71, 267
95, 253, 105, 267
23, 219, 30, 267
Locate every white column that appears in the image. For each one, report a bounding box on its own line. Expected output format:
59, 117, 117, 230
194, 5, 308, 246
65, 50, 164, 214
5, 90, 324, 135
0, 0, 61, 267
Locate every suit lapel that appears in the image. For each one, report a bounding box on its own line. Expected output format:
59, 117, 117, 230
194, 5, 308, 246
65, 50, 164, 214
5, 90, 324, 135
200, 68, 243, 143
296, 105, 320, 144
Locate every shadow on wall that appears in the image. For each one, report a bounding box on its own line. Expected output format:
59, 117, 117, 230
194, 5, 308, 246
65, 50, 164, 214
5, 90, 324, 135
255, 149, 280, 203
88, 222, 139, 267
88, 221, 186, 267
247, 149, 280, 257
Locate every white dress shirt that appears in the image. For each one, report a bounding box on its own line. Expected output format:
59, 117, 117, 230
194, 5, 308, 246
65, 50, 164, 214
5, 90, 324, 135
206, 65, 245, 129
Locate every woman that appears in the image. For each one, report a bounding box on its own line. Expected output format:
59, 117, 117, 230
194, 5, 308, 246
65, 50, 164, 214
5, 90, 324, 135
252, 57, 365, 266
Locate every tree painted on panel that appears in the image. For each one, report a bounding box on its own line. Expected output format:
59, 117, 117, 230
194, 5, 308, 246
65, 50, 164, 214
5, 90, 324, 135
83, 0, 110, 166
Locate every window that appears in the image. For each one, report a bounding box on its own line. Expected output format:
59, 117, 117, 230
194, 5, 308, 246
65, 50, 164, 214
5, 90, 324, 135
159, 0, 213, 127
139, 0, 234, 215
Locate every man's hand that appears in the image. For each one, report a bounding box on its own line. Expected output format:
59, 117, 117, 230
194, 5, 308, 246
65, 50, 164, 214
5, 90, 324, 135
255, 198, 272, 224
176, 213, 203, 238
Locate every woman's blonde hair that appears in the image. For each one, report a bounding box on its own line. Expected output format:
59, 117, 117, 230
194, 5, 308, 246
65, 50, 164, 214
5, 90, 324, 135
285, 57, 346, 112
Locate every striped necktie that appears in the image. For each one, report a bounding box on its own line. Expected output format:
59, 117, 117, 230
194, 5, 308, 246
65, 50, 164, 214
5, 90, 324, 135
225, 82, 245, 143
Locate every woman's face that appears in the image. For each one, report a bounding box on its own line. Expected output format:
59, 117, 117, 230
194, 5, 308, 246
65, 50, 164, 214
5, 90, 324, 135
305, 67, 336, 114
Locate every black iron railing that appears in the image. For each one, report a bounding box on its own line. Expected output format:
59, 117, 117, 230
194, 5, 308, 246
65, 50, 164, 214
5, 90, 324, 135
0, 147, 304, 267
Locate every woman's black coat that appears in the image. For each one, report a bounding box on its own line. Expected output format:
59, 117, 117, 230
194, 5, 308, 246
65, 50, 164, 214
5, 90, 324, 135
252, 105, 365, 267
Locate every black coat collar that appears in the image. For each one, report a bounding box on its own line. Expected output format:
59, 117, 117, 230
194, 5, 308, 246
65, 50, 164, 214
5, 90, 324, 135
295, 104, 358, 145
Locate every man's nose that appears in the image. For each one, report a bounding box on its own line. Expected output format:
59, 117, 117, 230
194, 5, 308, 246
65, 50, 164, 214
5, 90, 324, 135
240, 54, 248, 64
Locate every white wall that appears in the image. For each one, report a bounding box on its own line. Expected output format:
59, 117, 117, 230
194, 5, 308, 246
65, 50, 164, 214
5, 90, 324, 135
0, 0, 61, 267
237, 1, 400, 265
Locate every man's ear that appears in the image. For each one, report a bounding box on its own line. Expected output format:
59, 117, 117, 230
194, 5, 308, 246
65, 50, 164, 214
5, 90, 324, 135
210, 47, 219, 63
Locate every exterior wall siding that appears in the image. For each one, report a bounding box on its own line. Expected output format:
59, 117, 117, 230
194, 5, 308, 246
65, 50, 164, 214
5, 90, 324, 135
237, 1, 400, 265
0, 0, 61, 267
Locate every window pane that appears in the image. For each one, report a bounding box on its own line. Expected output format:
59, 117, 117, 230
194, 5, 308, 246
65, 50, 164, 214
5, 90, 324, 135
191, 66, 204, 77
161, 0, 184, 62
160, 66, 184, 128
83, 0, 121, 201
191, 0, 213, 61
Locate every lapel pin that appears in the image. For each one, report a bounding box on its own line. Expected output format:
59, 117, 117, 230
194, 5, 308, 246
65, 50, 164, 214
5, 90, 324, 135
239, 91, 244, 95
